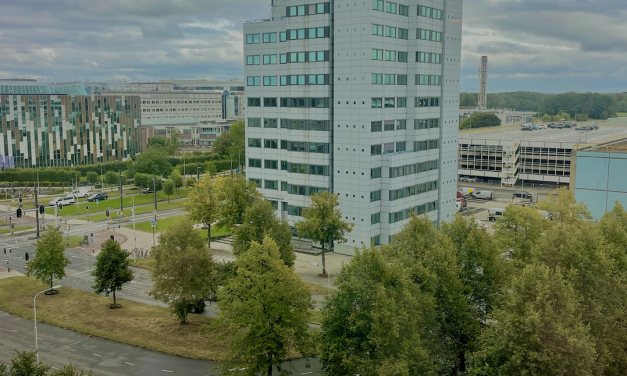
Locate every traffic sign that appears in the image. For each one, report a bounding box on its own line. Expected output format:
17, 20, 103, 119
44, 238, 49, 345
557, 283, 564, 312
151, 220, 155, 228
108, 206, 110, 210
96, 199, 99, 204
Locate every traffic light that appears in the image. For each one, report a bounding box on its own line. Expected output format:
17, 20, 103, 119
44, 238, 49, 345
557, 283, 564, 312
39, 205, 44, 214
25, 252, 29, 261
109, 235, 114, 241
18, 196, 22, 203
106, 210, 110, 218
16, 208, 22, 218
58, 204, 63, 210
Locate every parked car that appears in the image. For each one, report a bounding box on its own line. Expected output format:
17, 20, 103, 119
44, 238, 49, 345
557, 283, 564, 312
537, 210, 553, 220
549, 123, 564, 129
57, 196, 75, 207
71, 188, 90, 199
512, 191, 532, 199
142, 188, 154, 194
521, 125, 533, 131
48, 197, 62, 207
575, 126, 591, 131
537, 125, 547, 130
457, 196, 468, 208
590, 123, 599, 130
531, 125, 537, 130
488, 207, 506, 221
459, 176, 477, 182
473, 191, 495, 200
87, 191, 107, 202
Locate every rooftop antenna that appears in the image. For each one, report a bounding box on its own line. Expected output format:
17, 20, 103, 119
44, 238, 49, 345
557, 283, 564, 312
478, 56, 488, 110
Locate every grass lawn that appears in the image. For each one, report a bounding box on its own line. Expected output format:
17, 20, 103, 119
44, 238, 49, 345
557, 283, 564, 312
65, 235, 84, 248
0, 225, 33, 234
129, 258, 155, 272
308, 310, 323, 324
77, 200, 186, 222
0, 220, 9, 226
126, 214, 231, 238
304, 282, 331, 295
617, 113, 627, 117
0, 276, 226, 361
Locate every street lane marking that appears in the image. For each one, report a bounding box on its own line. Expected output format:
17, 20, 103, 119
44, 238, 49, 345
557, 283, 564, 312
10, 330, 17, 333
301, 373, 313, 375
124, 362, 134, 366
162, 370, 173, 373
63, 345, 71, 349
92, 353, 101, 357
51, 367, 59, 370
37, 337, 43, 340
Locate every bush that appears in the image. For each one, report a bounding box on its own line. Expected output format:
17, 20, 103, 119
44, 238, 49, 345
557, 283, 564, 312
95, 184, 103, 189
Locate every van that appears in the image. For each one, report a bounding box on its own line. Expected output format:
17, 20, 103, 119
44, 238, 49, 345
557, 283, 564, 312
488, 208, 506, 221
473, 191, 494, 200
71, 188, 90, 199
456, 201, 463, 212
57, 196, 75, 207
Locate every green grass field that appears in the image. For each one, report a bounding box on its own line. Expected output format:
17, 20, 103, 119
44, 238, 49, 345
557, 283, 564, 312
76, 199, 186, 222
126, 214, 231, 238
617, 113, 627, 117
0, 225, 33, 234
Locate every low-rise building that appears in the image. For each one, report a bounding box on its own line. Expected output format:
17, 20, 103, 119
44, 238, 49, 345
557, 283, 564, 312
142, 117, 232, 148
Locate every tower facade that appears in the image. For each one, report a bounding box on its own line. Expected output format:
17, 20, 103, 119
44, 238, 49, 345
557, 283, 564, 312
478, 55, 488, 110
244, 0, 463, 254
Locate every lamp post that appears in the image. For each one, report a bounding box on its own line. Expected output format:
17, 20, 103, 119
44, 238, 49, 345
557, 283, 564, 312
34, 285, 62, 364
310, 262, 330, 292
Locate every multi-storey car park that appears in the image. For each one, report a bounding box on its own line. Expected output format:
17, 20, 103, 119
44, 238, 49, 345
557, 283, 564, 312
244, 0, 463, 254
458, 125, 627, 187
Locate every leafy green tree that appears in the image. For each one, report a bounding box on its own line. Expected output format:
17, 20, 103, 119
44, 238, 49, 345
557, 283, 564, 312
214, 236, 314, 376
85, 171, 98, 186
148, 136, 167, 149
320, 247, 437, 376
167, 129, 181, 156
105, 170, 118, 191
536, 187, 592, 224
599, 202, 627, 270
92, 239, 134, 308
469, 264, 596, 376
129, 147, 172, 177
493, 204, 548, 264
133, 172, 149, 188
26, 226, 70, 292
163, 179, 175, 202
150, 217, 216, 323
541, 113, 552, 122
50, 363, 92, 376
0, 350, 50, 376
203, 161, 217, 177
459, 112, 501, 130
211, 131, 232, 157
233, 199, 295, 267
295, 191, 353, 270
170, 170, 183, 194
184, 174, 220, 247
215, 175, 261, 231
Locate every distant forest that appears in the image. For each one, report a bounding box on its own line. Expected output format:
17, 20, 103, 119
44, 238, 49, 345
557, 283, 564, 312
460, 91, 627, 120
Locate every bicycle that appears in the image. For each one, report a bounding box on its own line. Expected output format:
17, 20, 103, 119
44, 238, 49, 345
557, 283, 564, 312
79, 235, 89, 246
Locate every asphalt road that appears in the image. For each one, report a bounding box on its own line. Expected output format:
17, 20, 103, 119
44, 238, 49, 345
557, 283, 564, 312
0, 311, 322, 375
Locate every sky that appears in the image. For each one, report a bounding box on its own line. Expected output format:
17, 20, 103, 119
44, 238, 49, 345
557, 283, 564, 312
0, 0, 625, 93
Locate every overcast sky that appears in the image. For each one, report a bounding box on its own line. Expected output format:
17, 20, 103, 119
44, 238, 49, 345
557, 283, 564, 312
0, 0, 625, 93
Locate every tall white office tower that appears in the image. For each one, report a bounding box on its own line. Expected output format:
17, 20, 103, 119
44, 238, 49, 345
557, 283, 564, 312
244, 0, 463, 255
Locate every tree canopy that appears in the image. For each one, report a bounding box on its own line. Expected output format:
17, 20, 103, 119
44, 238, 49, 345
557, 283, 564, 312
215, 175, 261, 231
92, 239, 133, 308
459, 112, 501, 130
26, 226, 71, 291
184, 173, 220, 247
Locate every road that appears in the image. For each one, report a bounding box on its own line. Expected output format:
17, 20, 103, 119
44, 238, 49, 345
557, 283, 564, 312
0, 311, 322, 375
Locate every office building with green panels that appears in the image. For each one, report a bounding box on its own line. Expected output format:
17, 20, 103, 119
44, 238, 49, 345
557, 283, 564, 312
0, 94, 141, 168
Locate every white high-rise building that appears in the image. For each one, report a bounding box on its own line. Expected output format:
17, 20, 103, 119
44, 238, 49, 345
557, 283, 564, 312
244, 0, 463, 255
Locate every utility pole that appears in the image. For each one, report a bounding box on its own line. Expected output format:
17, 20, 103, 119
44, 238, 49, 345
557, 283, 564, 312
153, 174, 157, 243
34, 184, 40, 239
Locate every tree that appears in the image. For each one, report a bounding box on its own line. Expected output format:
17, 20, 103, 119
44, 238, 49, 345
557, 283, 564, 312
104, 170, 118, 191
459, 112, 501, 130
599, 202, 627, 271
0, 350, 49, 376
233, 199, 295, 267
150, 217, 216, 323
148, 136, 167, 149
320, 247, 437, 376
50, 363, 92, 376
170, 170, 183, 194
85, 171, 98, 186
163, 179, 175, 202
493, 204, 548, 264
469, 264, 596, 376
167, 129, 181, 156
92, 239, 134, 308
542, 113, 552, 122
215, 175, 262, 231
295, 191, 353, 270
214, 236, 314, 375
129, 147, 172, 177
184, 174, 220, 247
133, 172, 150, 189
211, 131, 232, 157
203, 161, 217, 178
536, 187, 592, 224
26, 226, 70, 293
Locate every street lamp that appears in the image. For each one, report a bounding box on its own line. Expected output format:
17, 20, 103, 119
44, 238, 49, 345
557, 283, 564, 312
34, 285, 62, 364
311, 262, 330, 292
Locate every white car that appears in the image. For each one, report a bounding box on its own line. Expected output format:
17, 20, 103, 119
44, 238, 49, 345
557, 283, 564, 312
459, 177, 477, 182
537, 125, 547, 130
71, 188, 90, 198
56, 196, 75, 207
48, 197, 62, 207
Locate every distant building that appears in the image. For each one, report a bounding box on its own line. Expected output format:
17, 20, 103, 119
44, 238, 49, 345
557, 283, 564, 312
459, 108, 536, 126
159, 79, 245, 92
142, 117, 232, 148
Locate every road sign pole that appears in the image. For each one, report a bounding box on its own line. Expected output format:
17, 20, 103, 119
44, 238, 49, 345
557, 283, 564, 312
91, 233, 94, 254
133, 197, 136, 252
66, 226, 70, 247
35, 186, 40, 239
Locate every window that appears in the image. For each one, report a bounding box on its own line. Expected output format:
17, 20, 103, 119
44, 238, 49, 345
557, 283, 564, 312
247, 98, 261, 107
384, 98, 395, 108
371, 144, 382, 155
249, 159, 261, 168
418, 29, 441, 41
371, 167, 381, 178
263, 32, 277, 43
398, 74, 407, 85
247, 77, 260, 86
396, 119, 406, 129
372, 73, 383, 84
385, 2, 396, 13
396, 141, 406, 152
372, 24, 383, 36
248, 138, 261, 147
247, 55, 260, 65
371, 98, 382, 108
264, 160, 278, 169
371, 121, 382, 132
431, 76, 440, 85
371, 213, 381, 225
419, 5, 442, 20
417, 75, 429, 85
281, 161, 288, 170
397, 97, 407, 107
246, 34, 260, 44
264, 118, 278, 128
264, 139, 278, 149
372, 49, 383, 60
249, 178, 261, 187
370, 190, 381, 202
398, 28, 408, 39
384, 120, 394, 131
399, 4, 408, 16
384, 74, 395, 85
280, 54, 287, 64
432, 53, 441, 63
263, 54, 277, 64
264, 180, 278, 190
372, 0, 383, 11
287, 27, 329, 40
398, 51, 407, 62
384, 50, 395, 61
248, 118, 261, 127
372, 235, 380, 246
280, 31, 287, 42
263, 76, 277, 86
385, 26, 396, 38
263, 97, 277, 107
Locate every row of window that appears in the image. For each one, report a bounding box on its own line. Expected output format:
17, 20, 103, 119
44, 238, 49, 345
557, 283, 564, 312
417, 52, 442, 64
248, 139, 330, 153
372, 24, 409, 39
416, 97, 441, 107
248, 159, 330, 176
246, 33, 278, 44
372, 0, 409, 16
389, 201, 438, 223
246, 51, 330, 65
286, 2, 330, 16
281, 182, 329, 196
371, 97, 407, 108
417, 29, 442, 42
371, 73, 406, 85
247, 97, 330, 108
285, 27, 331, 40
371, 49, 408, 62
415, 118, 440, 130
371, 139, 439, 155
418, 5, 443, 20
247, 118, 331, 131
370, 120, 406, 132
390, 160, 438, 179
389, 180, 438, 201
247, 75, 330, 86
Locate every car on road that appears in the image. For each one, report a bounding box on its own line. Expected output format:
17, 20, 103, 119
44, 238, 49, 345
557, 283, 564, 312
473, 191, 495, 200
549, 123, 564, 129
142, 188, 154, 194
512, 191, 532, 199
521, 125, 533, 131
459, 176, 477, 182
563, 122, 574, 128
537, 125, 547, 130
589, 123, 599, 130
87, 191, 107, 202
57, 196, 75, 207
48, 197, 62, 207
575, 126, 591, 131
